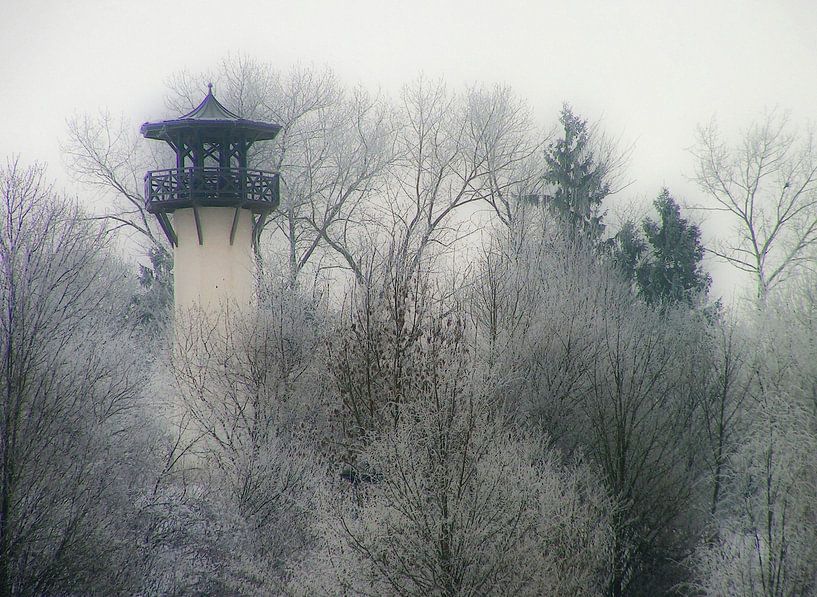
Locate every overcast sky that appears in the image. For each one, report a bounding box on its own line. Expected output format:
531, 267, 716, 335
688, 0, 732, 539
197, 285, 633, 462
1, 0, 815, 300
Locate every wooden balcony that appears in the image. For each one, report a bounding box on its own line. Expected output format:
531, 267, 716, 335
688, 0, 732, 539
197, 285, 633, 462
144, 167, 279, 213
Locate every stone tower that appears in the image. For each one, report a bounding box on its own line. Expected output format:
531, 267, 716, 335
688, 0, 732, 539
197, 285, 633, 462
141, 85, 281, 314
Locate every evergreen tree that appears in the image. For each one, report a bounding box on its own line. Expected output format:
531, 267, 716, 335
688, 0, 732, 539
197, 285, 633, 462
640, 189, 710, 305
128, 245, 173, 333
614, 188, 711, 306
543, 104, 611, 239
611, 219, 646, 282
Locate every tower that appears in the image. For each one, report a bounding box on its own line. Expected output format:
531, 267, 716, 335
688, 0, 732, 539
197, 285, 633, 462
141, 85, 281, 315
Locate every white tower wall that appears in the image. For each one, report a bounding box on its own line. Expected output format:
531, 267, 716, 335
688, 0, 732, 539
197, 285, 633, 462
172, 207, 255, 313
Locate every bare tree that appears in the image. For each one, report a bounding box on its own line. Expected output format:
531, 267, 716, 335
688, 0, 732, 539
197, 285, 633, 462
62, 109, 169, 253
692, 110, 817, 301
62, 56, 394, 290
276, 82, 395, 283
164, 280, 329, 593
65, 58, 548, 292
700, 319, 754, 518
692, 385, 817, 597
0, 159, 150, 594
383, 78, 541, 274
62, 108, 175, 329
470, 223, 714, 595
293, 307, 611, 596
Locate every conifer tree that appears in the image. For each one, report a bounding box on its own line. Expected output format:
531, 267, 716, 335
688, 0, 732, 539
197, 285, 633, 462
639, 189, 711, 305
614, 189, 711, 306
543, 105, 611, 239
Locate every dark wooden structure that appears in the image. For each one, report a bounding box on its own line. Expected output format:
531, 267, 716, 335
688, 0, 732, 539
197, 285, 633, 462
141, 84, 281, 247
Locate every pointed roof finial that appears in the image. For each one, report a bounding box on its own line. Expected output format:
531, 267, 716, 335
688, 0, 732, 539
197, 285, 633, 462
141, 83, 281, 141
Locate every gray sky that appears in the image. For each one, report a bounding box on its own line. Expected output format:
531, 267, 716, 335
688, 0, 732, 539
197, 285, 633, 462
1, 0, 816, 300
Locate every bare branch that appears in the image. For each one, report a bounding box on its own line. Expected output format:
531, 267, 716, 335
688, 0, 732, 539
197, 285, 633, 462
692, 109, 817, 301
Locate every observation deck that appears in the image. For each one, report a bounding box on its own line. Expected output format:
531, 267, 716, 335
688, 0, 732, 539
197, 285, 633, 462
144, 167, 279, 213
140, 85, 282, 248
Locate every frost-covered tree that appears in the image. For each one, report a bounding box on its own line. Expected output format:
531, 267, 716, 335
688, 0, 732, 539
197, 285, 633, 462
692, 401, 817, 597
691, 283, 817, 596
163, 280, 329, 593
470, 221, 712, 595
692, 110, 817, 301
294, 306, 611, 596
700, 319, 754, 519
384, 78, 540, 273
0, 159, 154, 594
127, 244, 174, 334
327, 262, 432, 457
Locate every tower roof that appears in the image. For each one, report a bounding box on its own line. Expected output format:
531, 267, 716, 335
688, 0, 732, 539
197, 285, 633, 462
178, 83, 242, 121
140, 84, 281, 143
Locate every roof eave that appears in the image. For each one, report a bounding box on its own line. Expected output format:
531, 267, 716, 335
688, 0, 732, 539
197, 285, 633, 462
140, 119, 282, 141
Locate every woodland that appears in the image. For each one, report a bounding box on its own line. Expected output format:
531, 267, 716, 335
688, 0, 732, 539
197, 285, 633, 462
2, 55, 817, 595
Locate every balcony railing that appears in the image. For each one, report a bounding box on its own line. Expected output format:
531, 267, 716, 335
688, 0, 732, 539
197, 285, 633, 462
144, 167, 279, 212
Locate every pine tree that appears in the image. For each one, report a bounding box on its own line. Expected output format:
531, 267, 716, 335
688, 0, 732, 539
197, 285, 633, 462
614, 189, 711, 305
611, 219, 646, 282
129, 245, 173, 333
543, 105, 611, 239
